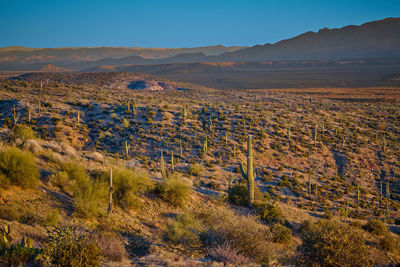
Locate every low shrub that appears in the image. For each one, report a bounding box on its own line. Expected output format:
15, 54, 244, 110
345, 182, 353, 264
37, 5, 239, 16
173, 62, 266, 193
94, 231, 126, 262
259, 203, 285, 225
0, 147, 39, 188
73, 179, 107, 218
157, 174, 192, 207
188, 163, 203, 176
0, 241, 40, 266
298, 220, 370, 266
201, 209, 274, 265
112, 168, 153, 209
42, 226, 102, 267
164, 213, 201, 249
228, 182, 263, 206
379, 233, 396, 252
206, 242, 251, 264
363, 219, 387, 236
9, 125, 35, 142
272, 224, 292, 244
50, 171, 71, 191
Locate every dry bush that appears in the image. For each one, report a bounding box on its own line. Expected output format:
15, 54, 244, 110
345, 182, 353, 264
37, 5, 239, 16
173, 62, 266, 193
206, 242, 251, 264
164, 212, 202, 250
363, 219, 387, 236
201, 209, 275, 265
94, 231, 126, 262
61, 142, 78, 158
298, 219, 371, 266
42, 226, 102, 267
22, 139, 42, 154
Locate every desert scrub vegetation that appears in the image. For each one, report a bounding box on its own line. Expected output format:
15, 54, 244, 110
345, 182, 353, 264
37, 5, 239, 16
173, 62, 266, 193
42, 226, 102, 266
298, 219, 371, 266
201, 209, 277, 265
60, 162, 107, 217
104, 167, 153, 209
0, 225, 41, 266
0, 146, 39, 188
156, 174, 192, 207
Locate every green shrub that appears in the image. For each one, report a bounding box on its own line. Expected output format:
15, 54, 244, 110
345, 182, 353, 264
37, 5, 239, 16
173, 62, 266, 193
45, 209, 59, 227
228, 183, 248, 206
50, 171, 71, 191
9, 125, 35, 141
188, 163, 203, 176
73, 179, 107, 218
60, 162, 107, 217
363, 219, 387, 236
164, 213, 201, 249
43, 226, 101, 267
112, 168, 153, 209
0, 147, 39, 188
259, 204, 285, 225
298, 220, 370, 266
61, 161, 90, 185
228, 182, 263, 206
157, 174, 192, 207
271, 224, 292, 244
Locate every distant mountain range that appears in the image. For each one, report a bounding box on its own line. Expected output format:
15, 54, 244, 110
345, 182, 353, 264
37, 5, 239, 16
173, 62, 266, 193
0, 45, 246, 70
1, 17, 399, 72
1, 18, 400, 89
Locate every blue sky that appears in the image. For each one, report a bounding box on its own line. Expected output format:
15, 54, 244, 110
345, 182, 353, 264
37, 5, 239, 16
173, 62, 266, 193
0, 0, 399, 48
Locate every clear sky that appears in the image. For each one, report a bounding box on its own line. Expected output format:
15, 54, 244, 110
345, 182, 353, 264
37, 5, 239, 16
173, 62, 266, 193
0, 0, 399, 48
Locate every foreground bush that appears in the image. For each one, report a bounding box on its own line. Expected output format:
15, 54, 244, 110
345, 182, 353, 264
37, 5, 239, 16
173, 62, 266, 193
42, 226, 102, 266
112, 168, 153, 209
201, 209, 274, 265
259, 203, 285, 225
157, 174, 192, 207
0, 147, 39, 188
228, 182, 263, 206
271, 223, 292, 244
61, 162, 107, 217
164, 213, 201, 249
363, 219, 387, 236
94, 231, 126, 261
1, 225, 40, 266
298, 220, 370, 266
188, 163, 203, 176
206, 242, 251, 265
8, 125, 35, 142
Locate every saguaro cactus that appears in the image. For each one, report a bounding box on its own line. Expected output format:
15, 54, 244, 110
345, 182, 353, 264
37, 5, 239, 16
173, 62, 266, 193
239, 135, 255, 208
203, 135, 208, 154
160, 150, 166, 179
180, 138, 183, 158
107, 167, 113, 214
171, 150, 174, 171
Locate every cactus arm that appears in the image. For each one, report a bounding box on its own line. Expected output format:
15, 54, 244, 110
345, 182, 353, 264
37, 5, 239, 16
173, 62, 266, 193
239, 161, 247, 180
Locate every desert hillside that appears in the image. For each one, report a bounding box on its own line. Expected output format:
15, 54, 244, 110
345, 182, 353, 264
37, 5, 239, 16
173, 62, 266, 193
0, 72, 399, 266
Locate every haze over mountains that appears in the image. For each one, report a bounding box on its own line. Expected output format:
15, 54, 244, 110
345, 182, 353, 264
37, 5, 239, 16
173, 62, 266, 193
1, 18, 400, 89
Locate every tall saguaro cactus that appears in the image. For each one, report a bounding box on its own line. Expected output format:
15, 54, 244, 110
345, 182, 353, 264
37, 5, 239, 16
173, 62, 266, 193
107, 167, 113, 214
160, 150, 166, 179
239, 135, 255, 208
